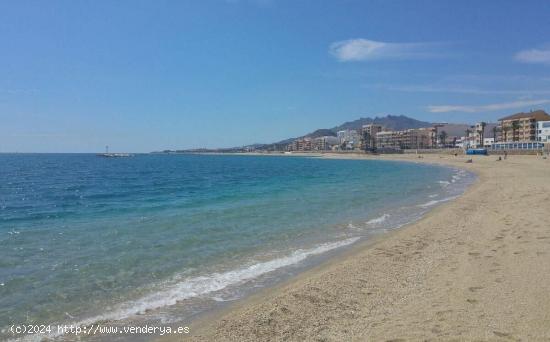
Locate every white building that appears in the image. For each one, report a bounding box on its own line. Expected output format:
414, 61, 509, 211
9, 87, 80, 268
336, 129, 360, 149
537, 121, 550, 143
483, 137, 495, 147
466, 122, 498, 148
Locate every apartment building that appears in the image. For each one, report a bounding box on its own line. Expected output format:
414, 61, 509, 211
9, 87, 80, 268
336, 129, 360, 149
313, 136, 340, 150
375, 128, 433, 150
375, 130, 403, 149
537, 121, 550, 143
287, 138, 312, 151
403, 128, 434, 149
463, 122, 499, 148
499, 110, 550, 142
360, 124, 383, 151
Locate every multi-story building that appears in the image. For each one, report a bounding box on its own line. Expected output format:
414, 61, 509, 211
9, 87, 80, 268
537, 121, 550, 143
403, 128, 434, 149
461, 128, 477, 149
463, 122, 498, 148
375, 130, 402, 149
312, 136, 340, 150
336, 129, 360, 149
375, 128, 434, 150
287, 138, 312, 151
360, 124, 383, 151
499, 110, 550, 142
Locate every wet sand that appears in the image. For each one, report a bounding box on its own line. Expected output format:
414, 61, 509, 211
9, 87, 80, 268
166, 153, 550, 341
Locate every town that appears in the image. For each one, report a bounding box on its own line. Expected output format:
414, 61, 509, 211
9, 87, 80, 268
285, 110, 550, 154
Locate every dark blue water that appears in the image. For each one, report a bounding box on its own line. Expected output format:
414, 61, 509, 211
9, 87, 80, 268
0, 154, 473, 339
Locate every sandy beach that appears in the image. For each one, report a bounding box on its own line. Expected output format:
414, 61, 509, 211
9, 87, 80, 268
169, 153, 550, 341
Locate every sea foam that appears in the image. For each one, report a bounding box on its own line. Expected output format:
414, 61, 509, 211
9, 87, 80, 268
366, 214, 390, 225
417, 196, 457, 208
438, 180, 451, 187
19, 237, 360, 341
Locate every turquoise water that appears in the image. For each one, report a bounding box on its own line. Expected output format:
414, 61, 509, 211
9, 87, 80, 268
0, 154, 473, 339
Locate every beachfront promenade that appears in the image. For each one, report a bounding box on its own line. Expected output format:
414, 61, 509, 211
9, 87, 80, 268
175, 153, 550, 341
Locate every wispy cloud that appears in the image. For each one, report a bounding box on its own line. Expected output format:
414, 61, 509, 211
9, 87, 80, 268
224, 0, 273, 6
427, 99, 550, 113
515, 46, 550, 64
329, 39, 443, 62
366, 84, 550, 95
8, 133, 69, 138
0, 88, 39, 95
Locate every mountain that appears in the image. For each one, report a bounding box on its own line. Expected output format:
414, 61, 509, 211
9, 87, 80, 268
170, 115, 469, 152
304, 128, 337, 138
273, 129, 337, 146
331, 115, 431, 132
264, 115, 433, 149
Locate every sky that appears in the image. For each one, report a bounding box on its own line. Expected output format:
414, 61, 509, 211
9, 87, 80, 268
1, 0, 550, 152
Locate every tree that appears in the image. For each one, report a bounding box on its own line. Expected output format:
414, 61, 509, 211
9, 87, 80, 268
512, 121, 520, 141
464, 128, 472, 148
439, 130, 448, 147
492, 126, 499, 142
502, 125, 511, 142
479, 122, 487, 147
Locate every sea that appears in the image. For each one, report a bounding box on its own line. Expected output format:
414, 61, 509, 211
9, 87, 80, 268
0, 153, 475, 341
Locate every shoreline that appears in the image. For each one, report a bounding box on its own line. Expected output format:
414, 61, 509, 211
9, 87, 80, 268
166, 152, 479, 338
156, 154, 467, 337
4, 154, 470, 342
160, 152, 550, 341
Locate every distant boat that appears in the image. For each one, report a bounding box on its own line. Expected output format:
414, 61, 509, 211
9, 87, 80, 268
97, 145, 133, 158
97, 153, 132, 158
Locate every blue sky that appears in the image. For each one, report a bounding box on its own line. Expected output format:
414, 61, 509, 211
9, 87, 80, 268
1, 0, 550, 152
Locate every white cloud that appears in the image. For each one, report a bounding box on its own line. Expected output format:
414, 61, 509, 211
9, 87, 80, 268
427, 99, 550, 113
329, 39, 440, 62
8, 133, 69, 138
515, 47, 550, 64
366, 84, 550, 95
225, 0, 273, 6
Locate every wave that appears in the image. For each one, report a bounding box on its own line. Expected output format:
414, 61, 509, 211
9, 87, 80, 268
417, 196, 457, 208
13, 237, 359, 341
437, 180, 451, 187
451, 169, 468, 183
366, 214, 390, 225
